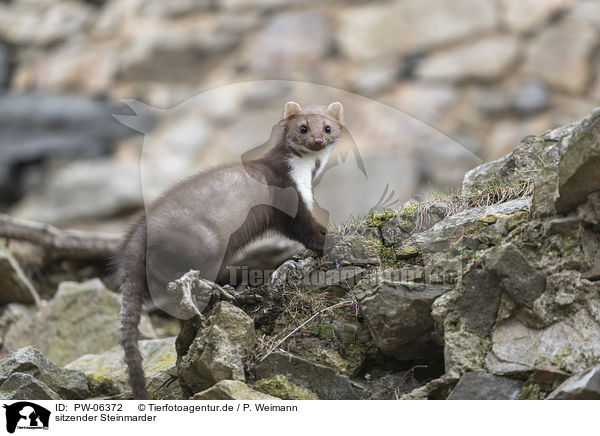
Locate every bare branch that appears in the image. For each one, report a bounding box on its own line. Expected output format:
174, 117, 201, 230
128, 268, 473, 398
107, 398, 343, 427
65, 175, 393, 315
0, 213, 120, 261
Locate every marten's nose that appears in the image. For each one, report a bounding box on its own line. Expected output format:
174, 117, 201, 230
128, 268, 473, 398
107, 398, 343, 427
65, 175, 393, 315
314, 138, 323, 144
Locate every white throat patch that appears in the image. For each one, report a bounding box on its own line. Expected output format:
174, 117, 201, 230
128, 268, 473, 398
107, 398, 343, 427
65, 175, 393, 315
288, 146, 333, 211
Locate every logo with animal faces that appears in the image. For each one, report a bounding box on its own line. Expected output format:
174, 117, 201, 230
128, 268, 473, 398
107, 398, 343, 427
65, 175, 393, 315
3, 402, 50, 433
113, 80, 482, 318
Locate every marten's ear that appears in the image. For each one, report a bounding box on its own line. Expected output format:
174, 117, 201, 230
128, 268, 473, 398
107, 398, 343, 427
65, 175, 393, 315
283, 101, 302, 120
327, 102, 343, 124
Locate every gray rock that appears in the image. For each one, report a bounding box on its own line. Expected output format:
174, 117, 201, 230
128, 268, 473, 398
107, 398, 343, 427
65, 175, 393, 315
66, 337, 178, 399
578, 192, 600, 232
323, 234, 381, 266
447, 372, 522, 400
0, 373, 61, 400
401, 198, 531, 253
268, 258, 316, 293
192, 380, 279, 400
485, 243, 546, 309
354, 270, 450, 360
554, 109, 600, 214
459, 268, 501, 337
486, 309, 600, 375
0, 44, 9, 88
381, 217, 411, 245
547, 365, 600, 400
178, 302, 256, 393
0, 347, 89, 399
462, 134, 545, 201
255, 351, 363, 400
0, 245, 40, 305
3, 279, 156, 365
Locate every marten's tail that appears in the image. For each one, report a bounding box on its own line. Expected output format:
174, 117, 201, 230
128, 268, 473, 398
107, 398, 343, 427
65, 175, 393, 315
119, 276, 149, 399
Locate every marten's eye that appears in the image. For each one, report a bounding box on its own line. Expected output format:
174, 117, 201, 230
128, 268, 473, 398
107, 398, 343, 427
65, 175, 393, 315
324, 125, 331, 134
300, 125, 308, 134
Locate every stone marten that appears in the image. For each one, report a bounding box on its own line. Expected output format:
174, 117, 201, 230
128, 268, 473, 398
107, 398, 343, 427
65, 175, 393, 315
112, 101, 344, 399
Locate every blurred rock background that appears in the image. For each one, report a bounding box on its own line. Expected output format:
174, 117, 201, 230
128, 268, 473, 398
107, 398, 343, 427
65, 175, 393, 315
1, 0, 599, 232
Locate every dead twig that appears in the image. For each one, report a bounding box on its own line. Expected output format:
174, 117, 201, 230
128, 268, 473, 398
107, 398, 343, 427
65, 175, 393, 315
260, 299, 353, 362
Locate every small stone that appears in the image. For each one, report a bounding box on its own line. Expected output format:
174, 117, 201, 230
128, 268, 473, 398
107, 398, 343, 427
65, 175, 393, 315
547, 365, 600, 399
448, 372, 522, 400
459, 268, 501, 337
554, 110, 600, 214
255, 351, 363, 400
486, 309, 600, 374
545, 217, 580, 236
324, 234, 381, 266
0, 373, 61, 400
381, 218, 411, 245
192, 380, 279, 400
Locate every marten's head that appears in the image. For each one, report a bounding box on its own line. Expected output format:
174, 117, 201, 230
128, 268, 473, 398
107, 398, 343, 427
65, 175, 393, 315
282, 102, 343, 153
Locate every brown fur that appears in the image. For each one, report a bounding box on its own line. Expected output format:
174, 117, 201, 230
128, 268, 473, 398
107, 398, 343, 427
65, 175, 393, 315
114, 102, 343, 399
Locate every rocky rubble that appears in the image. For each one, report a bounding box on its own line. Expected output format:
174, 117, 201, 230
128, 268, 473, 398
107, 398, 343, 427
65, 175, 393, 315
0, 109, 599, 399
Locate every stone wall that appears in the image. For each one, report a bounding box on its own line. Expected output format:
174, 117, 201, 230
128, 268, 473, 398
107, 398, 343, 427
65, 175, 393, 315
1, 0, 599, 229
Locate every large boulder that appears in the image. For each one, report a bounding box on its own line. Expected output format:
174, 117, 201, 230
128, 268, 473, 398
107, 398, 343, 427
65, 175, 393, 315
2, 279, 156, 365
0, 347, 89, 399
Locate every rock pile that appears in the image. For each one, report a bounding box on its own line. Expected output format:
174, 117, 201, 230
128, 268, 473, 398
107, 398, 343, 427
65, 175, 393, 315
0, 109, 599, 399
